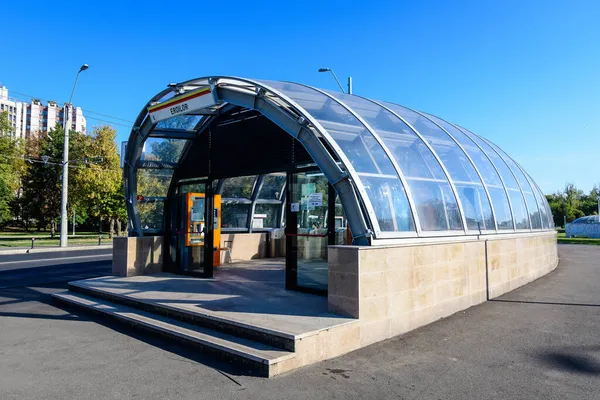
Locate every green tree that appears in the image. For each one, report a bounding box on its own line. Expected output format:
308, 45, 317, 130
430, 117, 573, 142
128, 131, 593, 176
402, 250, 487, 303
75, 126, 126, 238
546, 183, 599, 227
20, 127, 65, 233
0, 111, 25, 226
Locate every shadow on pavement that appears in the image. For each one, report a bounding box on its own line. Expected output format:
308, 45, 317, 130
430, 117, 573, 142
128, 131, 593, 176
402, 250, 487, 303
536, 351, 600, 375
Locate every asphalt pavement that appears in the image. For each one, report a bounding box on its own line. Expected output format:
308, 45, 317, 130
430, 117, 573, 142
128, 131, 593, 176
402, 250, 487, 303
0, 244, 599, 399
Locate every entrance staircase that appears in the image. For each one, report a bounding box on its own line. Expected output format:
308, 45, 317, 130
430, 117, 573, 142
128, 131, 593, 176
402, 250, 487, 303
51, 273, 357, 377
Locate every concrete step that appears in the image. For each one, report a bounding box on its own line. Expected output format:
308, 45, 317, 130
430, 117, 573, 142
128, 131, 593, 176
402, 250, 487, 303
52, 292, 296, 377
67, 281, 296, 351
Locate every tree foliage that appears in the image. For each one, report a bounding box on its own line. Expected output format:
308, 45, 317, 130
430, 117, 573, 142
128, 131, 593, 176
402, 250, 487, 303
546, 183, 599, 226
0, 112, 25, 226
14, 124, 126, 236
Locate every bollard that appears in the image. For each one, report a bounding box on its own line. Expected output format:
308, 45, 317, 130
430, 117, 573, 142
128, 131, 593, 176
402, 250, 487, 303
98, 236, 102, 246
31, 237, 35, 249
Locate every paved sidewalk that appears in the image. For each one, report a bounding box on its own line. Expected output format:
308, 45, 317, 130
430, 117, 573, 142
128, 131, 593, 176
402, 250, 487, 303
0, 244, 599, 399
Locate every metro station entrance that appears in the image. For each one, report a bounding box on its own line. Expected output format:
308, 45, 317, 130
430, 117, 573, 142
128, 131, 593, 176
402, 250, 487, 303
169, 169, 348, 294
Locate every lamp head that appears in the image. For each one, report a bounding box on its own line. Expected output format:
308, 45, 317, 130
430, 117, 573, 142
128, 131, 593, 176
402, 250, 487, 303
79, 64, 89, 72
318, 68, 331, 72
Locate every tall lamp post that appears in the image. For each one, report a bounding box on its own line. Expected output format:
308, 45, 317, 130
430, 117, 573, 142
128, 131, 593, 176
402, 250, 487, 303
318, 67, 352, 94
60, 64, 88, 247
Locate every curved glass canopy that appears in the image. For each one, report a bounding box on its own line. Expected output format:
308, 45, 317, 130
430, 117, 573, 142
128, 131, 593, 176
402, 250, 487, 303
124, 76, 554, 242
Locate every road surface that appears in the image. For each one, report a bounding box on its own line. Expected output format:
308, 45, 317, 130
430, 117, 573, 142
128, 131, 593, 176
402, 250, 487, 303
0, 245, 599, 399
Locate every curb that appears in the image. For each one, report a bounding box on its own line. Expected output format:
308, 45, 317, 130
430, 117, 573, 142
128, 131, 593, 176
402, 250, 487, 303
0, 244, 113, 256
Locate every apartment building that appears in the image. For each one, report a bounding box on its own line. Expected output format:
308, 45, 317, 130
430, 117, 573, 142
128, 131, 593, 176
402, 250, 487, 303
0, 85, 86, 138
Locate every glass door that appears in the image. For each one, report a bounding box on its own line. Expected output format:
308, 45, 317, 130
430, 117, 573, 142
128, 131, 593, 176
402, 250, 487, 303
176, 181, 214, 277
286, 171, 333, 294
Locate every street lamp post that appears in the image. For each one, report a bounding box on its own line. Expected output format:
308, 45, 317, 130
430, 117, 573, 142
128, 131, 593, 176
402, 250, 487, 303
318, 67, 353, 94
60, 64, 88, 247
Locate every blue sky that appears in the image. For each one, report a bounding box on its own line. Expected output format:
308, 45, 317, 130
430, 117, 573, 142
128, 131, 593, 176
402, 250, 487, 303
1, 0, 598, 194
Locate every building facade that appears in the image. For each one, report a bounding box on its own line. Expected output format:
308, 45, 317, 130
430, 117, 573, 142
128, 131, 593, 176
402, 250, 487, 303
0, 85, 86, 138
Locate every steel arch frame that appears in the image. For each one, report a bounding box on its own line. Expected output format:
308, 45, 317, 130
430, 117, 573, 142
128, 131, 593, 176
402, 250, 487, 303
124, 76, 373, 244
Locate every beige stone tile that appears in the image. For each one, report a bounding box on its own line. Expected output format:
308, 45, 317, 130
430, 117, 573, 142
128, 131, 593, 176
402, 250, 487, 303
318, 323, 361, 359
360, 272, 387, 299
329, 248, 359, 273
360, 296, 390, 321
406, 306, 435, 332
389, 291, 411, 316
413, 286, 435, 310
390, 315, 409, 337
360, 319, 391, 346
489, 255, 501, 271
452, 278, 468, 298
434, 282, 452, 304
449, 260, 467, 281
414, 245, 446, 267
412, 265, 434, 288
434, 262, 450, 282
358, 249, 387, 273
447, 243, 465, 261
385, 247, 414, 270
385, 268, 413, 293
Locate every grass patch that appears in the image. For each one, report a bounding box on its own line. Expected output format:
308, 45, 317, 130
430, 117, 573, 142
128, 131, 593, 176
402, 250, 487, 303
557, 231, 600, 245
0, 236, 114, 248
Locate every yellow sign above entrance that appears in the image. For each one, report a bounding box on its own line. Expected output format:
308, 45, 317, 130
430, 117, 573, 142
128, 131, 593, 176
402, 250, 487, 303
147, 87, 217, 123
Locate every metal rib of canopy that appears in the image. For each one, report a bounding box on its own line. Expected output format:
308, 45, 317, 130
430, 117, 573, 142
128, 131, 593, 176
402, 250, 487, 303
124, 76, 554, 244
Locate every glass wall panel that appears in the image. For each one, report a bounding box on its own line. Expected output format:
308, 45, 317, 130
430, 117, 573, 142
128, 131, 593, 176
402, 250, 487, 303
460, 130, 529, 229
421, 113, 496, 230
435, 123, 513, 230
524, 192, 542, 229
221, 175, 257, 198
261, 81, 415, 232
360, 176, 414, 232
137, 169, 173, 197
409, 180, 462, 231
455, 185, 494, 231
258, 173, 286, 200
483, 140, 542, 229
508, 190, 529, 229
253, 203, 281, 228
141, 138, 187, 163
138, 201, 164, 230
221, 201, 250, 229
529, 178, 553, 229
324, 93, 464, 232
488, 187, 513, 229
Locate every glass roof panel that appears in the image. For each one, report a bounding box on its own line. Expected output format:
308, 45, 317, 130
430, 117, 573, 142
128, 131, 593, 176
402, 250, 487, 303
442, 125, 514, 229
526, 173, 550, 229
141, 138, 187, 164
459, 127, 530, 229
325, 94, 464, 231
262, 81, 415, 232
483, 140, 542, 229
156, 115, 202, 131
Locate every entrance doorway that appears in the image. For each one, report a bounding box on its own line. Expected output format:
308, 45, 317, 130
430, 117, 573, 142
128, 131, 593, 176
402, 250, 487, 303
285, 170, 338, 294
168, 170, 349, 295
174, 180, 220, 278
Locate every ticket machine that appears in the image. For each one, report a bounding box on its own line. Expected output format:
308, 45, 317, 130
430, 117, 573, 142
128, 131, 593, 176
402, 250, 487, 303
185, 192, 221, 268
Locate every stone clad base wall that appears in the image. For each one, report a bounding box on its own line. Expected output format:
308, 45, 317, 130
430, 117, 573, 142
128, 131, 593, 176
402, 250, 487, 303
328, 231, 558, 348
112, 237, 164, 277
486, 233, 558, 298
